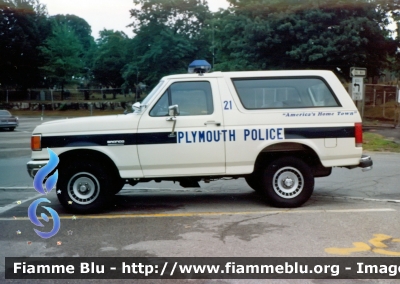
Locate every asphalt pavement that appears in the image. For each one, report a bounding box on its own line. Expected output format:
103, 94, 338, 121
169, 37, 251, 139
2, 116, 400, 284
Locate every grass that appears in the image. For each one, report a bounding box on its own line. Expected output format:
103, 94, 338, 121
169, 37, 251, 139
363, 132, 400, 153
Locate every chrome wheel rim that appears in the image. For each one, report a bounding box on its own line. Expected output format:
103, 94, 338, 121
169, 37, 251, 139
272, 167, 303, 199
67, 172, 100, 205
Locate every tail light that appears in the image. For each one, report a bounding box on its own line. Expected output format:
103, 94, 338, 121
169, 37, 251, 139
355, 123, 363, 147
31, 135, 42, 151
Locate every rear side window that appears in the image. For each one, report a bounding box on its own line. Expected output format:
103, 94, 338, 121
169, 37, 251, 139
232, 77, 340, 109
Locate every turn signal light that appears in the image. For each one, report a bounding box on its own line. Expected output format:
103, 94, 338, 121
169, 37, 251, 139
355, 123, 363, 147
31, 135, 42, 151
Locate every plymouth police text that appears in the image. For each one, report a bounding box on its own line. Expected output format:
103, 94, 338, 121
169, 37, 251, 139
177, 128, 284, 144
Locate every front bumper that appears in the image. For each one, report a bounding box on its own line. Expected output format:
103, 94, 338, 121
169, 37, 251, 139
345, 154, 373, 171
0, 122, 18, 128
27, 160, 49, 178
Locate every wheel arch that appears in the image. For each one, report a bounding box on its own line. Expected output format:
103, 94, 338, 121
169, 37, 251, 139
253, 142, 331, 178
58, 149, 121, 179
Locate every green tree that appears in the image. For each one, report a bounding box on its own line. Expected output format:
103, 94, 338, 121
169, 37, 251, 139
92, 30, 129, 98
128, 27, 195, 85
130, 0, 210, 36
212, 0, 400, 79
38, 22, 84, 100
51, 14, 94, 51
51, 14, 97, 92
127, 0, 212, 87
0, 0, 50, 93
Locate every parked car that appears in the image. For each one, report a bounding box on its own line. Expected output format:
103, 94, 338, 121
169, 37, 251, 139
0, 110, 19, 131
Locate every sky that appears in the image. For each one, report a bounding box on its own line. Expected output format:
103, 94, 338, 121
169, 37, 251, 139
40, 0, 230, 39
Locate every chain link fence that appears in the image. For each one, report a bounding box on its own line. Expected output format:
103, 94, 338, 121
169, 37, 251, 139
364, 84, 399, 125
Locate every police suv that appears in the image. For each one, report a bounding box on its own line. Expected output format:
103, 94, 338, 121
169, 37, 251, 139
27, 65, 372, 213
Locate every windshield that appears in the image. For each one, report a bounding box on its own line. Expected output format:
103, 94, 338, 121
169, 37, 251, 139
140, 80, 165, 107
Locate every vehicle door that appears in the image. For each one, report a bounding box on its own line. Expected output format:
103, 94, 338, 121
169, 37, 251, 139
137, 79, 226, 177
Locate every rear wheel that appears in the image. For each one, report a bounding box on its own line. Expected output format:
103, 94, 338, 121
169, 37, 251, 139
261, 157, 314, 208
57, 160, 116, 213
8, 127, 15, 131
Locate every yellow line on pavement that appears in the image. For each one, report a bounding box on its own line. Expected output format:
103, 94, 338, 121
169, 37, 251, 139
1, 208, 395, 221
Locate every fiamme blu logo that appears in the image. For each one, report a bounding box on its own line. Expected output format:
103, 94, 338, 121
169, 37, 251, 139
28, 148, 61, 239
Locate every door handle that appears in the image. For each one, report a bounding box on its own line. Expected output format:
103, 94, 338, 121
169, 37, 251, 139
204, 121, 221, 126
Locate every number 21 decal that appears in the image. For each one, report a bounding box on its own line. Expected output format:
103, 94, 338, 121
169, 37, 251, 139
224, 100, 233, 110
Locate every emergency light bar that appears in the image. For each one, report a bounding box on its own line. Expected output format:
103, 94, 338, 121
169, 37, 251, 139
188, 60, 211, 74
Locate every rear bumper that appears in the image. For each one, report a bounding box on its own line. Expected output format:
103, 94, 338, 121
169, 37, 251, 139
27, 160, 49, 178
359, 155, 373, 171
345, 154, 373, 171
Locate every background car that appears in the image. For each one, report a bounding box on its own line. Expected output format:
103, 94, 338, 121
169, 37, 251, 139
0, 110, 19, 131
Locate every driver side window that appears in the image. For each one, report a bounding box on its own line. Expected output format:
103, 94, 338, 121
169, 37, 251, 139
149, 90, 169, 116
150, 81, 213, 117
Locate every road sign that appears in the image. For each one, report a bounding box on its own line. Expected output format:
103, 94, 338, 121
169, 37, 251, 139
352, 77, 364, 101
350, 67, 367, 78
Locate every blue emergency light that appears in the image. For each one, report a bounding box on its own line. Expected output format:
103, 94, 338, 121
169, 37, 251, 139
188, 60, 211, 74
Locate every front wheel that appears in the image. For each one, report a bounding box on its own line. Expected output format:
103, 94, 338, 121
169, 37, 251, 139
261, 157, 314, 208
245, 172, 262, 193
57, 161, 116, 213
113, 179, 126, 195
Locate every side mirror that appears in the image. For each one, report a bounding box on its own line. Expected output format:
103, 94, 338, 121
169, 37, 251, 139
168, 105, 180, 117
132, 102, 141, 112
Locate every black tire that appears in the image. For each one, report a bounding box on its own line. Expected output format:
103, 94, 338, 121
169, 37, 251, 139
57, 161, 117, 213
113, 179, 127, 195
8, 127, 15, 131
245, 172, 262, 193
261, 156, 314, 208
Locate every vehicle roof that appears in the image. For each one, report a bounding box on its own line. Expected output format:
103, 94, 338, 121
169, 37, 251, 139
162, 70, 335, 80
